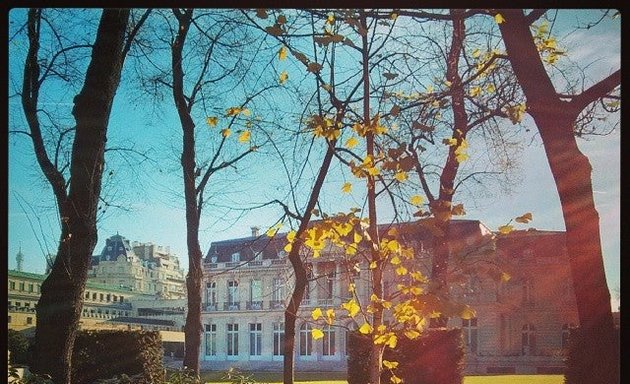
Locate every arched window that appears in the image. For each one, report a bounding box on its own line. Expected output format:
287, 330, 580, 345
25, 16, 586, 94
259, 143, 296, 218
522, 324, 536, 355
323, 325, 336, 356
299, 323, 313, 356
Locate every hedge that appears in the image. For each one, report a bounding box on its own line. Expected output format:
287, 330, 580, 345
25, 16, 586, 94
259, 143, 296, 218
72, 330, 165, 384
348, 328, 464, 384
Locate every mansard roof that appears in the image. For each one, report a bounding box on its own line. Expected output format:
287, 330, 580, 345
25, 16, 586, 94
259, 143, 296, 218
204, 219, 489, 264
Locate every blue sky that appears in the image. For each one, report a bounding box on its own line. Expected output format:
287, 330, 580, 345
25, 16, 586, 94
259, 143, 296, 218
7, 9, 620, 309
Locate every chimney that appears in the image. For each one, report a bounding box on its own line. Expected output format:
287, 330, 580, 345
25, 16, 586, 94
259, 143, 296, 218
251, 226, 260, 237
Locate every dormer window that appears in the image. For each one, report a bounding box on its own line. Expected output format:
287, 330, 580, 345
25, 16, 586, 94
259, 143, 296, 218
231, 252, 240, 263
211, 256, 217, 263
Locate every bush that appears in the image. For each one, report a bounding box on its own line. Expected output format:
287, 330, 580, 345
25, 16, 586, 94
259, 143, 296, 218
347, 328, 465, 384
564, 326, 619, 384
8, 329, 32, 366
72, 330, 165, 384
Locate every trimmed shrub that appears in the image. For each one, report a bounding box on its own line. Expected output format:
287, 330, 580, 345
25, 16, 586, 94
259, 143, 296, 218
347, 331, 372, 384
564, 326, 619, 384
72, 330, 165, 384
8, 329, 32, 365
347, 328, 465, 384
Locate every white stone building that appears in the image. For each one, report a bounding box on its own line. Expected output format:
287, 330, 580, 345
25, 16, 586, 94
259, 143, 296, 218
199, 220, 580, 374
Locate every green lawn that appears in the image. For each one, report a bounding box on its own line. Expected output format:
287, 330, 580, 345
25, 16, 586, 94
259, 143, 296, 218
198, 371, 564, 384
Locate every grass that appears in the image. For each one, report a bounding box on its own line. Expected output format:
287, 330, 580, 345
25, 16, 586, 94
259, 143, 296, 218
198, 370, 565, 384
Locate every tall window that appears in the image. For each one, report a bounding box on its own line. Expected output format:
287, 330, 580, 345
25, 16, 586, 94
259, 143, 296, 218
250, 279, 262, 309
299, 323, 313, 356
231, 252, 240, 263
522, 280, 533, 303
522, 324, 536, 355
227, 323, 239, 356
249, 323, 262, 356
228, 281, 239, 305
272, 278, 285, 303
561, 323, 574, 349
303, 264, 312, 304
9, 281, 16, 290
206, 282, 217, 308
323, 325, 336, 356
205, 324, 217, 356
273, 322, 285, 356
462, 318, 478, 353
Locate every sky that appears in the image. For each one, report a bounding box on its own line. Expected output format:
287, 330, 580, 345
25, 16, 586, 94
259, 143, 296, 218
6, 9, 620, 310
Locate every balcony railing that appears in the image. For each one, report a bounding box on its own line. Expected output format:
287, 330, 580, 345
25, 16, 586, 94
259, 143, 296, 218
247, 261, 263, 267
270, 300, 285, 309
317, 298, 334, 307
246, 301, 263, 310
223, 301, 240, 311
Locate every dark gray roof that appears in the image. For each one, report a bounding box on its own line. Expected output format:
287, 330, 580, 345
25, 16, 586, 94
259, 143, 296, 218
204, 219, 488, 263
205, 234, 285, 263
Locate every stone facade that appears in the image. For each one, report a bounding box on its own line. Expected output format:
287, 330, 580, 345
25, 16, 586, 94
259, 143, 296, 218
88, 234, 186, 299
198, 220, 580, 374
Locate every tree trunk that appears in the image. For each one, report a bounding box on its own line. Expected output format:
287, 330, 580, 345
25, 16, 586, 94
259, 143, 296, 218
430, 9, 468, 328
283, 140, 337, 384
31, 9, 130, 384
171, 8, 203, 375
497, 10, 616, 384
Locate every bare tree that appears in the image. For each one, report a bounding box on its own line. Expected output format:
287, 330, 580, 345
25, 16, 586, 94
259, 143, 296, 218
496, 9, 619, 384
21, 8, 136, 383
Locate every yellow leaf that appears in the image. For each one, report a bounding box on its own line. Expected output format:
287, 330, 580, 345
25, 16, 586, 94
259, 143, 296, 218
358, 323, 373, 334
322, 83, 332, 91
386, 334, 398, 349
311, 307, 323, 321
326, 14, 335, 25
278, 46, 287, 60
242, 108, 251, 117
501, 272, 511, 283
284, 243, 292, 253
498, 225, 513, 234
394, 171, 408, 182
390, 12, 398, 20
342, 299, 360, 318
486, 83, 496, 93
226, 107, 241, 116
515, 212, 533, 224
390, 256, 401, 265
345, 136, 359, 149
469, 86, 481, 97
391, 375, 402, 384
383, 360, 399, 369
325, 308, 335, 324
395, 265, 408, 276
452, 203, 466, 216
238, 130, 251, 143
456, 152, 469, 163
279, 71, 289, 85
472, 48, 481, 58
495, 13, 505, 24
404, 329, 421, 340
311, 328, 324, 340
221, 128, 231, 138
206, 116, 218, 127
353, 231, 362, 243
266, 227, 278, 237
410, 195, 424, 207
369, 261, 377, 269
